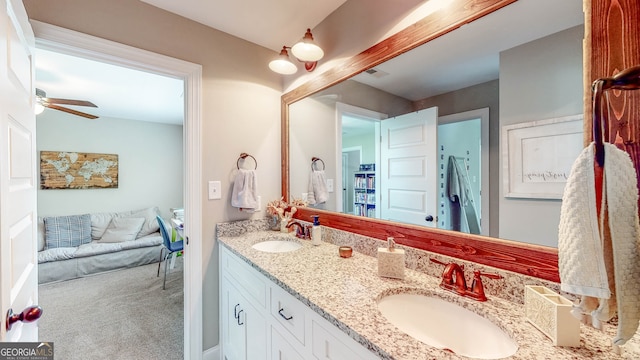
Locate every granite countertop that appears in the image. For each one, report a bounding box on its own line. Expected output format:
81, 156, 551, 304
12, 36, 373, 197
218, 230, 640, 359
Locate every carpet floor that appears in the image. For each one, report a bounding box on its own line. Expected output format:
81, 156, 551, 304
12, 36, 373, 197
38, 259, 184, 360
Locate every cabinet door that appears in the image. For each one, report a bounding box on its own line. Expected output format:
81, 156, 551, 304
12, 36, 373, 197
221, 277, 267, 360
222, 277, 246, 360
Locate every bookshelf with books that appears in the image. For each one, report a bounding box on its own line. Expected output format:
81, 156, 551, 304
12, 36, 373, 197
354, 171, 376, 217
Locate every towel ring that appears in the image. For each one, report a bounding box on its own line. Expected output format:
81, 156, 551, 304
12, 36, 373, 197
237, 153, 257, 170
311, 157, 325, 171
591, 65, 640, 167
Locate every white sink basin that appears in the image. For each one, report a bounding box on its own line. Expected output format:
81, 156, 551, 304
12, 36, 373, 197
378, 293, 518, 359
251, 239, 302, 253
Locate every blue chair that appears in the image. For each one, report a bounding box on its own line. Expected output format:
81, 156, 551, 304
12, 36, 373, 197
156, 215, 184, 290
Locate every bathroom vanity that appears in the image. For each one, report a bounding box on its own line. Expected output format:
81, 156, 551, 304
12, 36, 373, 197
218, 221, 640, 359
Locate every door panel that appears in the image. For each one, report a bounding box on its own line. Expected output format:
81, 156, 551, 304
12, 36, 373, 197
1, 0, 38, 341
381, 107, 437, 226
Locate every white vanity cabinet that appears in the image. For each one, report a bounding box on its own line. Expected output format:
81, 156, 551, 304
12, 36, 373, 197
220, 246, 378, 360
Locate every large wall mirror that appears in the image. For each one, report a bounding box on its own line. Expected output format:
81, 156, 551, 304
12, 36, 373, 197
283, 0, 587, 282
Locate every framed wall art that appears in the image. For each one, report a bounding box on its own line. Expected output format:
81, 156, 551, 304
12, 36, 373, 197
502, 115, 583, 199
40, 151, 119, 189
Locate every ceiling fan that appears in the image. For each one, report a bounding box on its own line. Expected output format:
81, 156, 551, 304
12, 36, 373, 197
35, 88, 99, 119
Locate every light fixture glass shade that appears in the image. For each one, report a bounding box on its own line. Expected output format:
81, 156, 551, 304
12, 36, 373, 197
291, 29, 324, 62
34, 102, 45, 115
269, 47, 298, 75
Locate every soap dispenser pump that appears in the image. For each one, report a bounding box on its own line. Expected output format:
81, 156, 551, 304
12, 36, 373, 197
311, 215, 322, 246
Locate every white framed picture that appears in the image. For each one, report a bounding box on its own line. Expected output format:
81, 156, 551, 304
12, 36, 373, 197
502, 115, 583, 199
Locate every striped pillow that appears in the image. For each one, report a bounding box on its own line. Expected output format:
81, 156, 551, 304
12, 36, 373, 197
44, 214, 92, 249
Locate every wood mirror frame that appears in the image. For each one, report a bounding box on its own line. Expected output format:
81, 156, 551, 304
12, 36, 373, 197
282, 0, 639, 283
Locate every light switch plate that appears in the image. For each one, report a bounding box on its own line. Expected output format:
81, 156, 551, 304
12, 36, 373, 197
208, 180, 221, 200
327, 179, 334, 192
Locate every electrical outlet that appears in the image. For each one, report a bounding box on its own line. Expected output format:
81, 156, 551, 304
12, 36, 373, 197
327, 179, 334, 192
208, 180, 221, 200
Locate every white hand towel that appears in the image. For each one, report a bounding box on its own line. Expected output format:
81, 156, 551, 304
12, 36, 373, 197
231, 169, 258, 209
558, 142, 640, 345
307, 170, 328, 205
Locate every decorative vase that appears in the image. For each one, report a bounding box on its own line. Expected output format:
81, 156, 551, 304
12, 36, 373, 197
269, 215, 280, 231
280, 219, 289, 233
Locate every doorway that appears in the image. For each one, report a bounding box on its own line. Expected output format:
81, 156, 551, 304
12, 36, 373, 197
32, 21, 203, 359
341, 147, 361, 214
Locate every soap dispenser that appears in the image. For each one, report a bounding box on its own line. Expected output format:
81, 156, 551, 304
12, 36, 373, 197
311, 215, 322, 246
377, 237, 405, 279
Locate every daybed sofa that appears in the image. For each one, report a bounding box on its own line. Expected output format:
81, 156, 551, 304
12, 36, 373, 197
37, 206, 165, 284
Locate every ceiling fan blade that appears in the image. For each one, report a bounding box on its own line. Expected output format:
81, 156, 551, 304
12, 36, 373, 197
45, 97, 98, 107
46, 104, 99, 119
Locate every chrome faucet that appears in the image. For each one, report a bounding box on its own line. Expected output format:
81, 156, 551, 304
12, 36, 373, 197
431, 259, 502, 302
286, 221, 310, 240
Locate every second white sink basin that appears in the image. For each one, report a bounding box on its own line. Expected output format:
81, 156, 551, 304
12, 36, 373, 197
251, 239, 302, 253
378, 293, 518, 359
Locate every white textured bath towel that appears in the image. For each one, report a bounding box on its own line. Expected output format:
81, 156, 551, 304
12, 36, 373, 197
558, 142, 640, 345
307, 170, 328, 205
231, 169, 258, 209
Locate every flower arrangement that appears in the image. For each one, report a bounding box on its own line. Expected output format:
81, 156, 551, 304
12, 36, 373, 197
266, 197, 308, 229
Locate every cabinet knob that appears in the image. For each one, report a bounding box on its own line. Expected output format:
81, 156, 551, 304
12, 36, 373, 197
425, 215, 434, 222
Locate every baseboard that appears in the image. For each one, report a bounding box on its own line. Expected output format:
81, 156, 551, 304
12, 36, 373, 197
203, 345, 220, 360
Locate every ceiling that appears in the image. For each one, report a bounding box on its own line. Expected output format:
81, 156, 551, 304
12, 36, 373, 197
34, 0, 582, 125
35, 0, 347, 124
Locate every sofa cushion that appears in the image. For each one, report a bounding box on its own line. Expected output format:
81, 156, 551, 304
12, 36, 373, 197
38, 247, 77, 263
44, 214, 92, 249
99, 217, 146, 243
37, 217, 45, 252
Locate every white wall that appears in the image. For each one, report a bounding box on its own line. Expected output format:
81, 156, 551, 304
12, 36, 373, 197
36, 111, 183, 219
499, 25, 583, 247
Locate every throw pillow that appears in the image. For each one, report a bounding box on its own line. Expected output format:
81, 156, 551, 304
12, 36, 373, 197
124, 206, 160, 238
90, 212, 115, 240
44, 214, 92, 249
99, 217, 146, 243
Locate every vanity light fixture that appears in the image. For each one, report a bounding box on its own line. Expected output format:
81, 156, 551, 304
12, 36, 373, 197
269, 28, 324, 75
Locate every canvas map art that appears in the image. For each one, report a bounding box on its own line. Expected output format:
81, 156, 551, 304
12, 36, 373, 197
40, 151, 118, 189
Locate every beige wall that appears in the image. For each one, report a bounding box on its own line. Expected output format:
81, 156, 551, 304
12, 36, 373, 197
24, 0, 283, 350
36, 111, 183, 219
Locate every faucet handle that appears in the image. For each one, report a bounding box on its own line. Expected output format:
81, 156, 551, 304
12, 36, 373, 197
469, 270, 502, 301
475, 271, 502, 280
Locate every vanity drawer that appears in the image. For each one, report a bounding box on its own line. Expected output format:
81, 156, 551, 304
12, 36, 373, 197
270, 285, 306, 346
272, 326, 305, 360
311, 319, 365, 360
221, 247, 267, 309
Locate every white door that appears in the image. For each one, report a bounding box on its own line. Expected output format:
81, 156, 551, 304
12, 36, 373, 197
380, 107, 438, 227
0, 0, 40, 341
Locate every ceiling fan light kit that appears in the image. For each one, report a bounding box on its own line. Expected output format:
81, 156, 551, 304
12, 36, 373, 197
35, 88, 99, 119
269, 28, 324, 75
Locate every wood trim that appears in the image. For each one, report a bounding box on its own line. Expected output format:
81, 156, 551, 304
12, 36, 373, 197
282, 0, 517, 105
296, 207, 559, 281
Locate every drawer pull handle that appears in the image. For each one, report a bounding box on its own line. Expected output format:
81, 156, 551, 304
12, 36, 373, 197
234, 304, 241, 319
278, 308, 293, 321
237, 309, 244, 325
